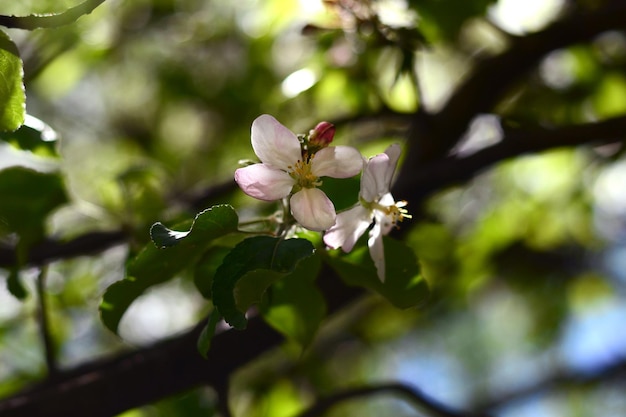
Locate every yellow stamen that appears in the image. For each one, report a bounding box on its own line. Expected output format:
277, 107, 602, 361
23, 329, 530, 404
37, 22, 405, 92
370, 200, 412, 227
287, 155, 321, 189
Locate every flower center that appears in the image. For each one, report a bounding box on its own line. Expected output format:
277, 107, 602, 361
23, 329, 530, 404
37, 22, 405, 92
365, 199, 412, 227
288, 156, 321, 190
385, 200, 412, 225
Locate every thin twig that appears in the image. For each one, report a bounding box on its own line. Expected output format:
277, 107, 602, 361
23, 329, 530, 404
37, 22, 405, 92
294, 382, 493, 417
0, 0, 107, 30
35, 265, 57, 377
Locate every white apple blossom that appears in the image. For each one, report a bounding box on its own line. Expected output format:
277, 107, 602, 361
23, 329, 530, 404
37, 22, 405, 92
234, 114, 363, 231
323, 144, 410, 281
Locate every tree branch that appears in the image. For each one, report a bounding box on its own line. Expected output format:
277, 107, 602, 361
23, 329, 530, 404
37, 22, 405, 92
0, 265, 363, 417
395, 115, 626, 205
0, 180, 237, 268
295, 382, 493, 417
401, 2, 626, 172
0, 317, 281, 417
0, 0, 107, 30
0, 230, 127, 267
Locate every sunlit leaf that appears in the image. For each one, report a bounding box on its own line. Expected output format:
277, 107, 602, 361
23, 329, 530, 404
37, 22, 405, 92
99, 205, 239, 334
0, 115, 58, 156
0, 30, 25, 132
212, 236, 315, 330
260, 254, 326, 348
326, 237, 429, 309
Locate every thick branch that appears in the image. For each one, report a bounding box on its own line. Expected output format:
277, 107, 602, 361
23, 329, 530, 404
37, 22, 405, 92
0, 230, 127, 267
402, 2, 626, 171
0, 266, 362, 417
0, 0, 107, 30
0, 317, 282, 417
397, 115, 626, 205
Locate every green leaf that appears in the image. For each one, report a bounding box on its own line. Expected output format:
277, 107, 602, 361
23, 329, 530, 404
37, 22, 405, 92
99, 205, 239, 333
0, 115, 58, 156
326, 237, 429, 309
197, 310, 221, 359
0, 30, 25, 132
6, 268, 27, 300
150, 205, 238, 248
150, 222, 190, 247
319, 176, 360, 212
0, 167, 68, 245
193, 246, 232, 299
260, 254, 326, 348
212, 236, 315, 330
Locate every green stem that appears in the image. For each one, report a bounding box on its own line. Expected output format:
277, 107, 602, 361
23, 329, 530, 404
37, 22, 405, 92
238, 218, 274, 227
277, 197, 297, 237
36, 266, 57, 377
238, 216, 280, 236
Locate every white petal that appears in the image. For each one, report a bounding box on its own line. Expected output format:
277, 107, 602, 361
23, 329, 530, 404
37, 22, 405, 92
323, 205, 372, 252
251, 114, 302, 169
368, 222, 386, 282
374, 206, 395, 236
311, 146, 364, 178
383, 143, 402, 184
290, 188, 336, 231
360, 144, 402, 202
378, 193, 395, 206
235, 164, 294, 201
360, 153, 391, 202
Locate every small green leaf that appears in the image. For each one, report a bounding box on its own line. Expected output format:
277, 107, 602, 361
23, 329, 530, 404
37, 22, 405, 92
197, 310, 221, 359
260, 254, 326, 348
0, 167, 68, 245
326, 237, 429, 309
150, 222, 190, 247
0, 115, 58, 155
212, 236, 315, 330
6, 268, 27, 300
99, 205, 239, 334
150, 204, 238, 248
0, 30, 25, 132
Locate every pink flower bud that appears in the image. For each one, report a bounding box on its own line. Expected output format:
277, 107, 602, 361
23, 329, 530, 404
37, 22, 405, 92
308, 121, 335, 148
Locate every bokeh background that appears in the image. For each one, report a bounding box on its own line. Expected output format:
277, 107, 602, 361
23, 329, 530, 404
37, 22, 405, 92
1, 0, 626, 416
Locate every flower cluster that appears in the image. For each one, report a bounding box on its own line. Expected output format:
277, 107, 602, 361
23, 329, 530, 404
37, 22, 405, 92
323, 143, 411, 281
235, 114, 410, 281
